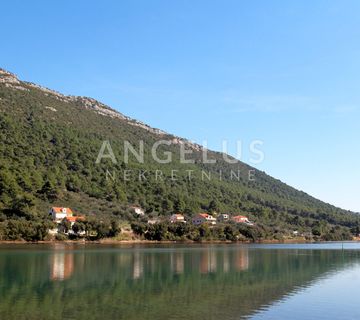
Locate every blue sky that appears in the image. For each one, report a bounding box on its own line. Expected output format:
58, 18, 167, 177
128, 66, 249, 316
1, 0, 359, 212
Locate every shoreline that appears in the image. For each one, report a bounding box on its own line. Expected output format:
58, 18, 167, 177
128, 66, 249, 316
0, 238, 357, 245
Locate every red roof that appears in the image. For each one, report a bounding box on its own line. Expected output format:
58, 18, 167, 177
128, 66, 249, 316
65, 216, 85, 222
233, 215, 247, 219
52, 207, 73, 215
232, 215, 249, 223
199, 213, 210, 218
195, 213, 216, 220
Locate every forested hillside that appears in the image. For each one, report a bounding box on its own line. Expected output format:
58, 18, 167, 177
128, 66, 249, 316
0, 68, 358, 241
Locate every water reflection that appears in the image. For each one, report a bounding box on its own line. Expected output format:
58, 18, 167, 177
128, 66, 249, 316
132, 251, 143, 279
199, 248, 217, 273
129, 246, 250, 279
50, 251, 74, 281
0, 244, 360, 320
170, 251, 184, 274
49, 244, 74, 281
235, 248, 249, 271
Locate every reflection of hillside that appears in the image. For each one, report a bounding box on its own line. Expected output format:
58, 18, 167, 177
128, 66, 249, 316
234, 248, 249, 271
200, 249, 217, 274
171, 251, 184, 274
0, 245, 360, 320
50, 252, 74, 281
129, 246, 249, 279
223, 250, 230, 273
132, 251, 143, 279
49, 244, 85, 281
198, 247, 249, 274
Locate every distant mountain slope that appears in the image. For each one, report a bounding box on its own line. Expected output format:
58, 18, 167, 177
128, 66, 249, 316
0, 68, 358, 234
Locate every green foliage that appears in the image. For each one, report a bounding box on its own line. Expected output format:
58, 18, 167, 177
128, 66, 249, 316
72, 221, 86, 234
131, 222, 146, 236
55, 233, 68, 241
1, 219, 53, 241
132, 221, 270, 242
59, 218, 71, 234
0, 77, 359, 241
238, 224, 262, 241
224, 225, 239, 241
322, 226, 352, 241
208, 200, 219, 213
38, 181, 58, 201
82, 217, 121, 240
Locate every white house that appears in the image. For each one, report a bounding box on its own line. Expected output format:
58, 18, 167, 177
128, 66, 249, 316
192, 213, 217, 226
130, 206, 145, 216
232, 215, 254, 226
49, 207, 74, 223
49, 207, 85, 235
169, 214, 186, 223
217, 214, 229, 222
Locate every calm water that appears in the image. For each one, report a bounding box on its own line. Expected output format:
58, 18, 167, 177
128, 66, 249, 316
1, 242, 360, 320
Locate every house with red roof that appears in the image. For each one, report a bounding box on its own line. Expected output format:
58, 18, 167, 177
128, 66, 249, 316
64, 215, 85, 224
169, 213, 186, 223
192, 213, 217, 226
49, 207, 74, 223
232, 215, 254, 226
49, 207, 85, 232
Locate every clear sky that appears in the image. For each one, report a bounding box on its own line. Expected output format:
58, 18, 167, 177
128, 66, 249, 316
1, 0, 359, 212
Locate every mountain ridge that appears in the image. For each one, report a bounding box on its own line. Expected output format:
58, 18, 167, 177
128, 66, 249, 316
0, 68, 206, 150
0, 67, 358, 241
0, 67, 349, 207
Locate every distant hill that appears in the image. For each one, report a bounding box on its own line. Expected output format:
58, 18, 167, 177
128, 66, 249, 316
0, 68, 358, 238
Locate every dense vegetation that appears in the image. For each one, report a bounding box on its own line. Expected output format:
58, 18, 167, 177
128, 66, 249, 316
130, 220, 353, 242
0, 69, 359, 241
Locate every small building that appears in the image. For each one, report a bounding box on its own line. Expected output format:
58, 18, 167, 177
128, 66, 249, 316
49, 207, 85, 234
49, 207, 74, 223
130, 206, 145, 216
217, 214, 229, 222
192, 213, 217, 226
232, 215, 253, 226
170, 214, 186, 223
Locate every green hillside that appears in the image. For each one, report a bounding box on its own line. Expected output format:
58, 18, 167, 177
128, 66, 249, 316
0, 68, 358, 241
